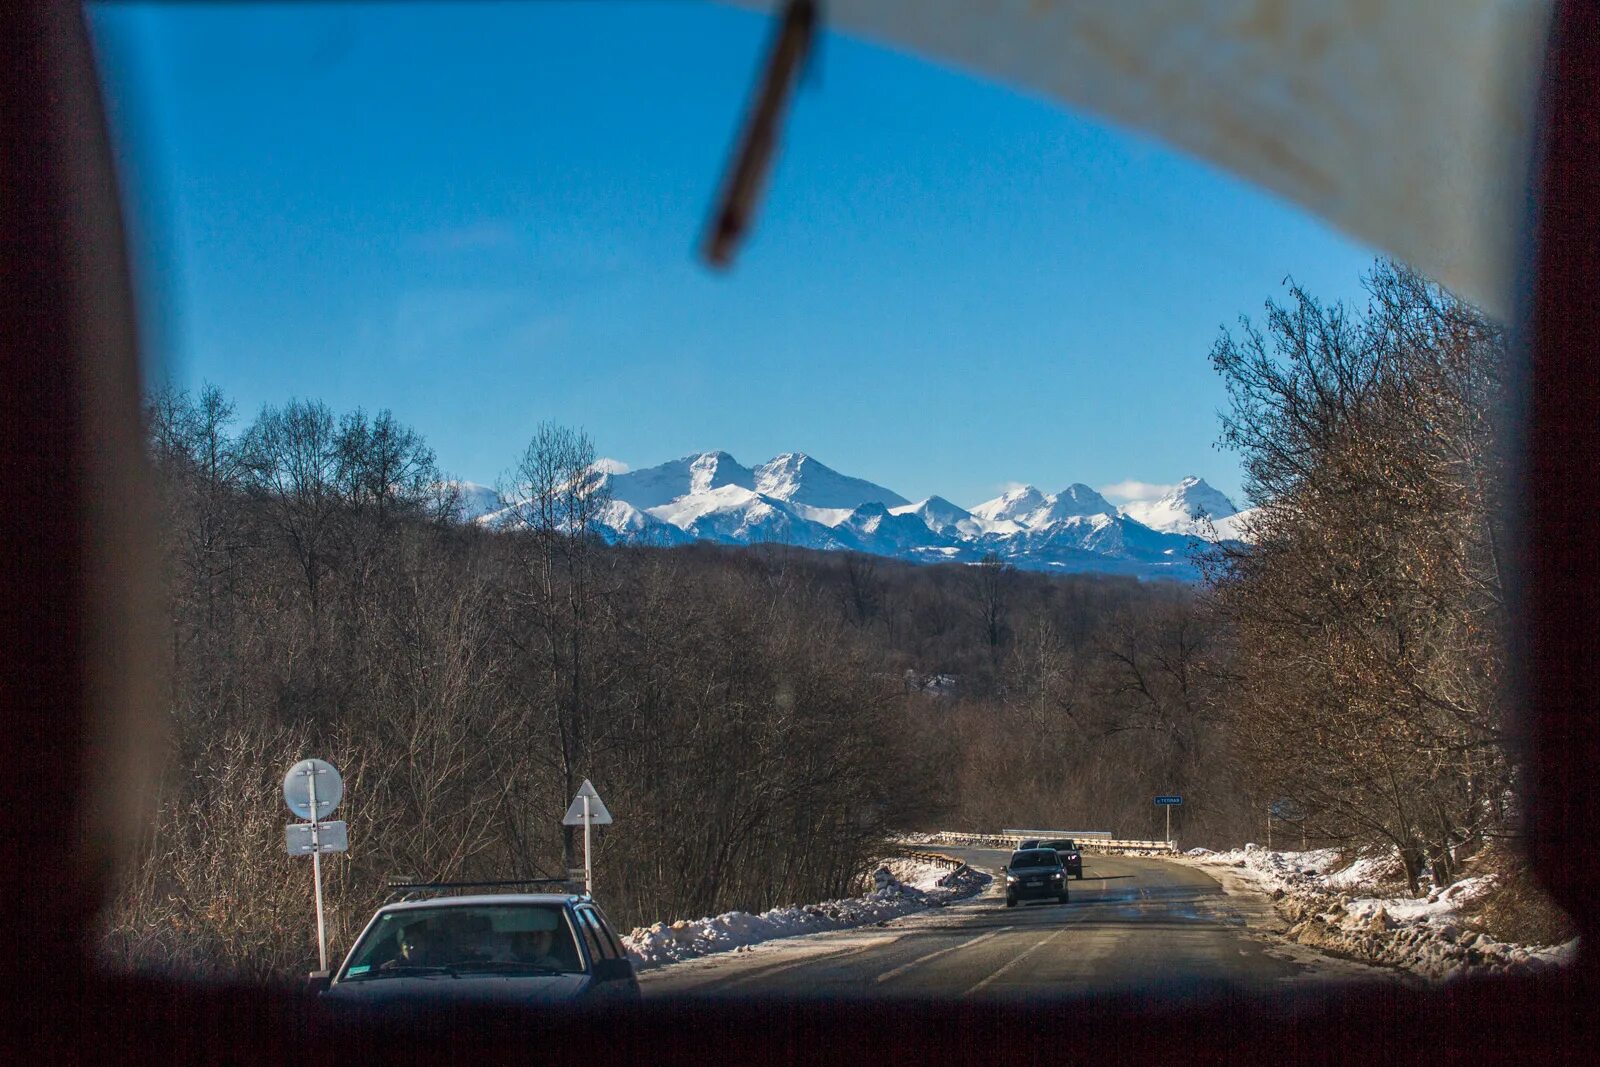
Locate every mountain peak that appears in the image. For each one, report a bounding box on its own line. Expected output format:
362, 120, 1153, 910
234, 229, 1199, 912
971, 484, 1046, 523
1163, 476, 1236, 516
1050, 483, 1115, 517
1120, 477, 1239, 534
753, 453, 908, 510
972, 483, 1113, 528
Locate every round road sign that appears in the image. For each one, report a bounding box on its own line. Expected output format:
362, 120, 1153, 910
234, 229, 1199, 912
283, 758, 343, 821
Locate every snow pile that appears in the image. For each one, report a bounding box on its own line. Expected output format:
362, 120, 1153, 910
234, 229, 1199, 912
623, 858, 989, 970
1184, 845, 1578, 980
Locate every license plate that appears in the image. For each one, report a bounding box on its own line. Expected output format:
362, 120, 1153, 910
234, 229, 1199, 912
1027, 879, 1042, 886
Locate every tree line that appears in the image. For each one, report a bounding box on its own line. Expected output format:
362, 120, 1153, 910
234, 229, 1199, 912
102, 388, 1251, 980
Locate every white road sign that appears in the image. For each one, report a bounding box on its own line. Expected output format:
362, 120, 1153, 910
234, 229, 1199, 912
282, 757, 344, 972
562, 779, 612, 825
283, 758, 343, 821
285, 820, 348, 855
562, 779, 611, 897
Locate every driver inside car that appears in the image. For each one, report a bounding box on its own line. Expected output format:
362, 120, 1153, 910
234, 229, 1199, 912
383, 923, 442, 969
508, 929, 564, 971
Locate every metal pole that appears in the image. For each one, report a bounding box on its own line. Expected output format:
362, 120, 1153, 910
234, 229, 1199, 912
308, 768, 327, 971
582, 794, 593, 896
1266, 808, 1272, 851
1165, 804, 1171, 845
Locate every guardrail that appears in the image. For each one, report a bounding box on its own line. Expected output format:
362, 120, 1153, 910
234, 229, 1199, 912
909, 831, 1177, 854
896, 848, 967, 868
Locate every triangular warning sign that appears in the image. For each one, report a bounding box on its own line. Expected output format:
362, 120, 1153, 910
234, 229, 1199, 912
562, 780, 612, 825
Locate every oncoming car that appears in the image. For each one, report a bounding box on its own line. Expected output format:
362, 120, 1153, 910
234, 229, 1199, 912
1003, 849, 1069, 907
1040, 839, 1084, 879
316, 894, 640, 1010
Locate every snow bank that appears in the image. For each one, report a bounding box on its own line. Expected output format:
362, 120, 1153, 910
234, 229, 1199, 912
1183, 845, 1578, 980
623, 858, 989, 970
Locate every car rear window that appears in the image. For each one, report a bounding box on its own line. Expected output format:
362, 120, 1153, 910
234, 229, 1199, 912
1009, 850, 1061, 868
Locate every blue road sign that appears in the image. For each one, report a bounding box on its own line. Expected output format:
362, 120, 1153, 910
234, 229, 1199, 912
1155, 795, 1183, 805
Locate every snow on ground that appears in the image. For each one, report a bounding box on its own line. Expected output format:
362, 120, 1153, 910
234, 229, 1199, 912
622, 857, 989, 970
1181, 845, 1578, 980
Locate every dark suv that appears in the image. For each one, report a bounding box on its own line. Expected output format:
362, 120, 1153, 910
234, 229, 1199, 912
1003, 848, 1069, 907
1041, 839, 1083, 879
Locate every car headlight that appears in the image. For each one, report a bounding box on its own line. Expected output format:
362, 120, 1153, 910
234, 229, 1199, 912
1006, 874, 1017, 883
1051, 872, 1063, 879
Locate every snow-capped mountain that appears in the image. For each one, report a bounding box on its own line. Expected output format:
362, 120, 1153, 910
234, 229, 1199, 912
1119, 476, 1240, 537
469, 451, 1244, 580
605, 451, 756, 510
971, 483, 1116, 529
446, 481, 505, 522
888, 496, 1001, 539
1209, 506, 1259, 542
970, 484, 1048, 525
752, 452, 908, 511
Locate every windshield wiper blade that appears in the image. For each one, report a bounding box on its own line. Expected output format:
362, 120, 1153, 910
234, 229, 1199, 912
453, 961, 566, 976
355, 964, 461, 980
701, 0, 819, 268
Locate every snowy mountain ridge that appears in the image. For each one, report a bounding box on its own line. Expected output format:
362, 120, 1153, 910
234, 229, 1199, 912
469, 452, 1246, 581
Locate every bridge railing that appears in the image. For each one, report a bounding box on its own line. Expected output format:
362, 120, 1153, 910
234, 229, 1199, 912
909, 831, 1177, 854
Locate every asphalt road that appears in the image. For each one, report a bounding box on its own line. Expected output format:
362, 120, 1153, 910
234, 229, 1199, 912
640, 847, 1387, 1001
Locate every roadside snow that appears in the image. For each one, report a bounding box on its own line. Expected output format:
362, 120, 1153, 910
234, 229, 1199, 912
1181, 845, 1578, 980
623, 857, 989, 970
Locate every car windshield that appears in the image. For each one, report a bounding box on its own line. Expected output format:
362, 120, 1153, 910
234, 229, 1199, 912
339, 904, 583, 979
1009, 851, 1061, 869
81, 0, 1573, 1012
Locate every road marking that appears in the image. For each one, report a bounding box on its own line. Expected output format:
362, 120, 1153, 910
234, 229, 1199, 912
713, 940, 882, 990
962, 927, 1070, 996
873, 926, 1014, 983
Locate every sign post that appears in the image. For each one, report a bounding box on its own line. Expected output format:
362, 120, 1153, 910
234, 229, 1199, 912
283, 758, 346, 971
562, 779, 612, 896
1154, 795, 1183, 844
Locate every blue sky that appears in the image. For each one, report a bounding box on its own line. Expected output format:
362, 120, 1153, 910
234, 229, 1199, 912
89, 1, 1378, 509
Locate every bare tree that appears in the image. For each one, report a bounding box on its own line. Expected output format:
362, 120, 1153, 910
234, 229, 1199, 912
499, 424, 614, 870
1208, 262, 1512, 890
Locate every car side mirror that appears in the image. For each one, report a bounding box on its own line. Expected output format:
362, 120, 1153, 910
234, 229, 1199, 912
592, 957, 635, 983
305, 970, 331, 995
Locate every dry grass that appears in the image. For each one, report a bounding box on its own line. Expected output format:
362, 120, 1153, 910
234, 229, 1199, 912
1463, 851, 1578, 948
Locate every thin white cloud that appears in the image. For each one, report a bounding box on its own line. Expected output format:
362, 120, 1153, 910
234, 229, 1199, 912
1099, 479, 1179, 504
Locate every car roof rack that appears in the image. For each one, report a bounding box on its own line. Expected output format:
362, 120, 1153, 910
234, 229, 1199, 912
383, 877, 582, 903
